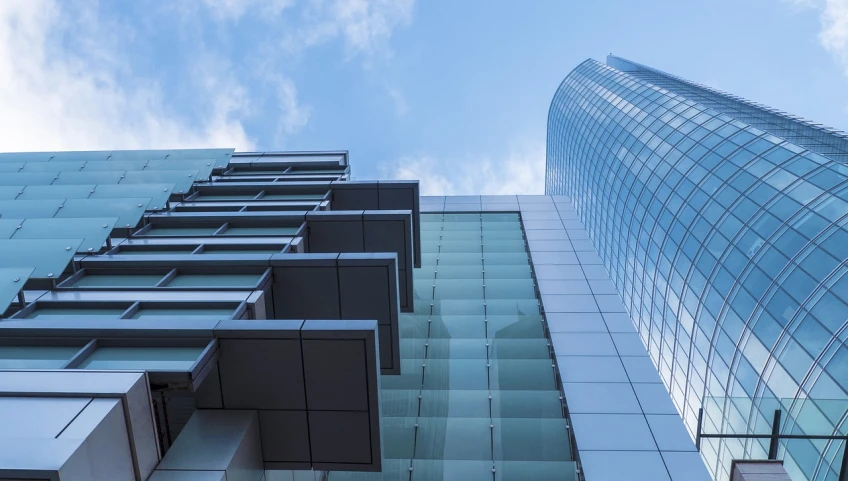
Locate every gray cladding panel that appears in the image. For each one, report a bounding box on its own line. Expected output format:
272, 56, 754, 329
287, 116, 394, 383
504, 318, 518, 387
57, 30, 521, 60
302, 340, 368, 411
332, 188, 378, 210
259, 410, 311, 463
218, 339, 306, 410
338, 266, 391, 326
307, 220, 365, 252
309, 411, 373, 465
272, 267, 341, 319
202, 319, 382, 471
271, 258, 399, 374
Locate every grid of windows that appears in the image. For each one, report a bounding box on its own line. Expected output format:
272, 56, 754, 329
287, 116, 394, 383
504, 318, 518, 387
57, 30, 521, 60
546, 58, 848, 481
330, 212, 577, 481
607, 56, 848, 164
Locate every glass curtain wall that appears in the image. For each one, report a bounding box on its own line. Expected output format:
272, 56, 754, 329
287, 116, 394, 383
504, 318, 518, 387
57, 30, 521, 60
546, 58, 848, 481
331, 212, 576, 481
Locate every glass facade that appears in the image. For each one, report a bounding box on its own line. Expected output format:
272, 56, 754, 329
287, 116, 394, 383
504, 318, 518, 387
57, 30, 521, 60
546, 57, 848, 481
331, 212, 578, 481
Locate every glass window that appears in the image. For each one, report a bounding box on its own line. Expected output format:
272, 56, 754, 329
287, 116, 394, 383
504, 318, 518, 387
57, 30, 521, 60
0, 346, 80, 369
78, 346, 204, 370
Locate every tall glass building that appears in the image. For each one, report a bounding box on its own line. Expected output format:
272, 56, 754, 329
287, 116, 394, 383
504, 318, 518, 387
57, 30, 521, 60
547, 56, 848, 481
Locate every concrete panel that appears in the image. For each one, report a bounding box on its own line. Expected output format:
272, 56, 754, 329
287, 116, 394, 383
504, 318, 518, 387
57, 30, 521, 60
218, 339, 306, 410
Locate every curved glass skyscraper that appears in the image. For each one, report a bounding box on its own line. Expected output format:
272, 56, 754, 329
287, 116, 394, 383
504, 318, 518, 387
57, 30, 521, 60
546, 56, 848, 481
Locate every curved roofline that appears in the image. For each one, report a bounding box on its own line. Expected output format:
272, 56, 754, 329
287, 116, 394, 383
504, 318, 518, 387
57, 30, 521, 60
606, 54, 848, 143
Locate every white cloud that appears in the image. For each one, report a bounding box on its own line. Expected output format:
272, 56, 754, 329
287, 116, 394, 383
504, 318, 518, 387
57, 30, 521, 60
382, 141, 546, 196
285, 0, 415, 59
385, 85, 409, 117
819, 0, 848, 76
786, 0, 848, 76
0, 0, 254, 152
199, 0, 295, 21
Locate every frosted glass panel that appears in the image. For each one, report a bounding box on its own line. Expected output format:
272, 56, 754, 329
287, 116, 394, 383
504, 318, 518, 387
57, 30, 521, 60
70, 274, 165, 287
79, 346, 203, 370
25, 307, 126, 319
329, 210, 575, 479
131, 307, 235, 319
166, 273, 262, 287
0, 346, 80, 369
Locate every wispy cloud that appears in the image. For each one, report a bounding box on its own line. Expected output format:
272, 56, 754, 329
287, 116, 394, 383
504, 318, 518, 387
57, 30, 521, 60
785, 0, 848, 76
288, 0, 415, 59
820, 0, 848, 75
385, 84, 409, 117
0, 0, 254, 151
381, 140, 546, 195
198, 0, 295, 21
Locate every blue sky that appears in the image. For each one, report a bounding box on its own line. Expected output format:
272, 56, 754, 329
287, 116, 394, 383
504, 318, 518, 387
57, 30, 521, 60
1, 0, 847, 194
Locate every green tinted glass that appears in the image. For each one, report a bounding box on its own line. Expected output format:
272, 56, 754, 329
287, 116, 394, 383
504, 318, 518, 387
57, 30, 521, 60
489, 360, 556, 390
494, 461, 578, 481
55, 198, 151, 228
51, 151, 110, 161
17, 185, 95, 200
0, 199, 62, 218
0, 163, 24, 173
145, 225, 222, 236
419, 390, 490, 418
0, 186, 22, 200
145, 159, 214, 180
25, 307, 126, 319
428, 316, 486, 339
412, 460, 494, 481
81, 160, 148, 171
130, 307, 235, 319
0, 346, 81, 369
0, 267, 34, 313
423, 359, 488, 390
23, 160, 86, 172
0, 173, 57, 186
490, 391, 563, 418
13, 217, 118, 252
415, 418, 492, 459
91, 184, 174, 211
69, 274, 165, 288
54, 171, 124, 185
0, 238, 83, 278
79, 346, 204, 370
165, 273, 262, 287
121, 170, 197, 194
0, 219, 21, 239
220, 226, 300, 236
492, 419, 570, 461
